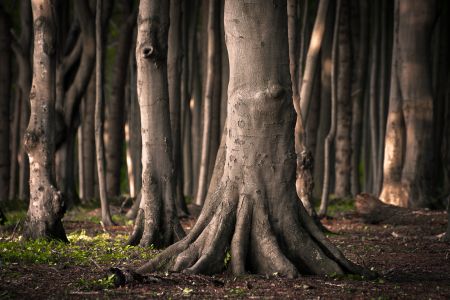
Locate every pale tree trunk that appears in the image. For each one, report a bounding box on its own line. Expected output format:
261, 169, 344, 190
398, 0, 438, 208
95, 0, 114, 226
21, 0, 67, 242
196, 0, 216, 206
313, 2, 334, 199
134, 0, 376, 280
350, 0, 368, 197
319, 0, 340, 218
124, 0, 186, 248
105, 1, 138, 198
168, 0, 189, 216
334, 0, 352, 198
0, 4, 10, 202
298, 0, 308, 92
369, 1, 380, 195
295, 0, 330, 221
219, 0, 229, 134
191, 42, 202, 198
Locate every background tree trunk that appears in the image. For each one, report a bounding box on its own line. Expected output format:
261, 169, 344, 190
398, 0, 437, 208
95, 0, 113, 226
334, 0, 352, 198
105, 1, 137, 198
0, 4, 11, 202
21, 0, 67, 242
124, 0, 186, 248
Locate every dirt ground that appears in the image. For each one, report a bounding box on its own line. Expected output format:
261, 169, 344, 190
1, 203, 449, 299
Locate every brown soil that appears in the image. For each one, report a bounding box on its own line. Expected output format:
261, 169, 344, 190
1, 204, 449, 299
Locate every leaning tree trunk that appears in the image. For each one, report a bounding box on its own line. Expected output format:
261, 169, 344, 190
334, 0, 353, 198
95, 0, 114, 227
124, 0, 186, 248
133, 0, 377, 280
21, 0, 67, 242
398, 0, 438, 208
379, 0, 406, 207
0, 4, 11, 202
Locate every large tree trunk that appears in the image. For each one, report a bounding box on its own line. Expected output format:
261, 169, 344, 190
334, 0, 352, 198
105, 1, 137, 198
350, 0, 369, 197
379, 0, 406, 207
0, 4, 11, 202
398, 0, 438, 208
124, 0, 186, 248
21, 0, 67, 242
134, 0, 376, 280
168, 0, 189, 216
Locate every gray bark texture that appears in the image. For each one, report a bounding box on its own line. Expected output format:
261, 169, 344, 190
134, 0, 377, 280
334, 0, 352, 198
105, 1, 138, 198
124, 0, 186, 248
398, 0, 438, 208
21, 0, 67, 242
0, 4, 11, 202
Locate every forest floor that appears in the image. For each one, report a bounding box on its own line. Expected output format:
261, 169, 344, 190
0, 198, 449, 299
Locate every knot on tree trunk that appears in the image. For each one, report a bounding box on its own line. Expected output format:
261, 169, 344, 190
34, 16, 56, 56
23, 129, 44, 151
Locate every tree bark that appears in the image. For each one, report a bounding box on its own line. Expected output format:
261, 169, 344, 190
124, 0, 186, 248
443, 75, 450, 196
334, 0, 352, 198
21, 0, 67, 242
398, 0, 438, 208
95, 0, 114, 226
105, 1, 138, 198
0, 4, 11, 202
305, 62, 321, 161
9, 89, 21, 200
168, 0, 189, 216
350, 0, 369, 197
134, 0, 376, 280
195, 0, 216, 206
379, 0, 406, 207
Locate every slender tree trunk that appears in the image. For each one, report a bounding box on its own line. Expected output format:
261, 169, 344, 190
350, 0, 369, 197
298, 0, 309, 92
18, 90, 30, 201
219, 0, 229, 135
288, 0, 299, 104
9, 89, 21, 200
134, 0, 376, 280
95, 0, 114, 226
168, 0, 189, 216
78, 117, 84, 199
319, 0, 340, 217
0, 4, 11, 202
374, 0, 389, 196
105, 2, 137, 198
83, 73, 97, 199
313, 2, 334, 199
305, 62, 321, 160
398, 0, 438, 208
21, 0, 67, 242
124, 0, 186, 248
369, 1, 380, 195
196, 0, 216, 206
379, 0, 406, 206
442, 75, 450, 195
334, 0, 352, 198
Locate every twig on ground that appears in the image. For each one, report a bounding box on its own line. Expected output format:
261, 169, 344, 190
100, 221, 118, 238
118, 196, 131, 214
89, 257, 102, 270
392, 231, 445, 240
6, 219, 21, 241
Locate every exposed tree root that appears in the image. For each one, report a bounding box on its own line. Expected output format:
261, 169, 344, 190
134, 181, 378, 279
